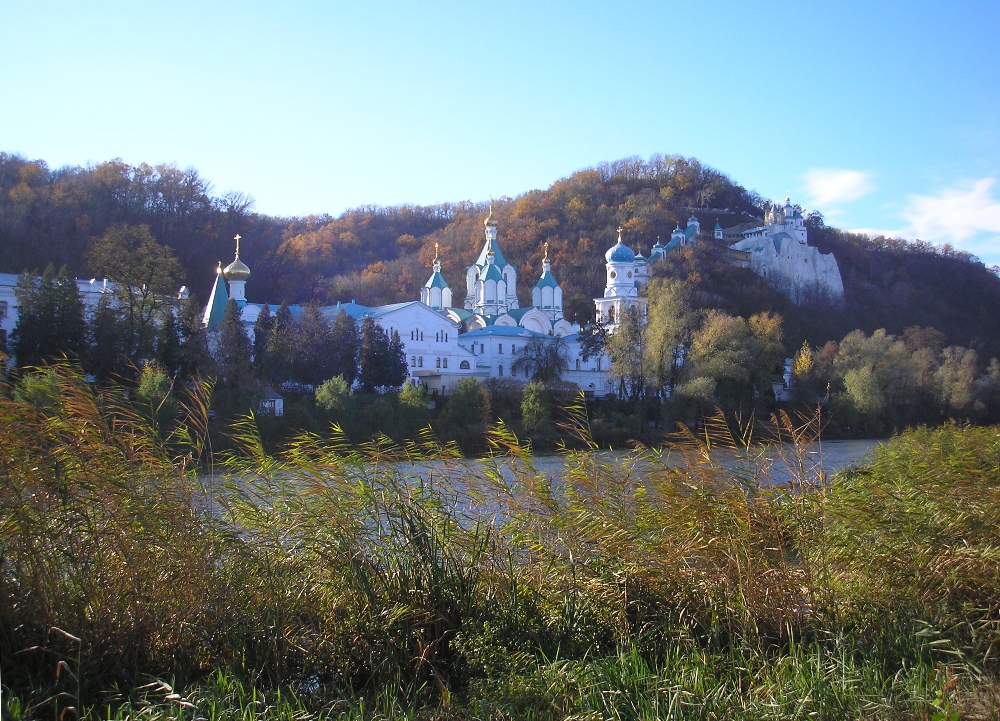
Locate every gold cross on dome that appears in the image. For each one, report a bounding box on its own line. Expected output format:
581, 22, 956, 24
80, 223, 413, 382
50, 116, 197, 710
234, 234, 242, 257
617, 226, 623, 241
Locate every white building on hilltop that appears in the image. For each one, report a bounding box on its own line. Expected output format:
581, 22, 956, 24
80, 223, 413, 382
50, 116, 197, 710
727, 196, 845, 305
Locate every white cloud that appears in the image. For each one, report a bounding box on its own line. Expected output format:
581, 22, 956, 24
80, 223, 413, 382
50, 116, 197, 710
803, 168, 874, 207
901, 178, 1000, 242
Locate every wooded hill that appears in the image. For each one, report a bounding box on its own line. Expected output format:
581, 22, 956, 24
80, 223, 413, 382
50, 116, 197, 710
3, 151, 999, 358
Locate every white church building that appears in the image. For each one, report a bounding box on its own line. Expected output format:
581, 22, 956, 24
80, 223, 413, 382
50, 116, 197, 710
203, 209, 621, 396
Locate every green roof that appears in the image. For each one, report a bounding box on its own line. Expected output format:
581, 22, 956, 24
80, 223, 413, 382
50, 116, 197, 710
483, 264, 504, 282
534, 269, 560, 289
425, 270, 449, 289
474, 239, 508, 268
204, 272, 229, 330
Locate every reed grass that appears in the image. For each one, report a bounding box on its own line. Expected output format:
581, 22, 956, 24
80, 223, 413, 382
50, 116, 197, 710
2, 363, 999, 719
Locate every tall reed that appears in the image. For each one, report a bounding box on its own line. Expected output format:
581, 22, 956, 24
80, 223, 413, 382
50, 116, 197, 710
2, 365, 998, 718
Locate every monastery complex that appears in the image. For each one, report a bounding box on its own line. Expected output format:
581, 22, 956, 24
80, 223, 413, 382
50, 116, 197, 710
0, 195, 843, 398
195, 196, 844, 397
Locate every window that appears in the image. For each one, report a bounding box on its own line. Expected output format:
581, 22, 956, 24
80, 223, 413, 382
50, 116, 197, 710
0, 301, 7, 319
576, 359, 580, 370
442, 358, 448, 368
436, 331, 440, 342
480, 343, 484, 353
511, 344, 516, 354
460, 360, 470, 369
498, 365, 504, 376
498, 344, 503, 354
436, 357, 441, 368
410, 355, 416, 366
418, 356, 423, 367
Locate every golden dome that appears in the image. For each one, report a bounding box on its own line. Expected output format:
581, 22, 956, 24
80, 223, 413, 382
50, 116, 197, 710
223, 257, 250, 281
223, 233, 251, 281
484, 198, 498, 227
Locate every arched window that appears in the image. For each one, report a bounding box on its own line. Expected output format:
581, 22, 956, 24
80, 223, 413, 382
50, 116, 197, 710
498, 344, 503, 354
576, 359, 580, 370
411, 356, 416, 366
511, 344, 516, 354
442, 358, 448, 368
460, 360, 470, 369
498, 365, 504, 376
418, 357, 423, 367
436, 357, 441, 368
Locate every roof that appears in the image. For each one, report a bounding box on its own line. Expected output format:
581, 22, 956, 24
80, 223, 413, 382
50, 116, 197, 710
474, 239, 508, 268
223, 257, 250, 281
605, 241, 635, 263
203, 272, 229, 330
505, 307, 541, 322
424, 270, 449, 289
445, 307, 475, 321
483, 263, 504, 282
262, 387, 284, 400
534, 268, 560, 288
663, 237, 683, 253
460, 325, 551, 339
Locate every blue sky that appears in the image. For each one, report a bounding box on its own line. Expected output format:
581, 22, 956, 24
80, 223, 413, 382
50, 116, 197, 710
3, 1, 1000, 263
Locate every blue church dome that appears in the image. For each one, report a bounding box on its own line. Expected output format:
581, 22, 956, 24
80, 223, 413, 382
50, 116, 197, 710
605, 241, 635, 263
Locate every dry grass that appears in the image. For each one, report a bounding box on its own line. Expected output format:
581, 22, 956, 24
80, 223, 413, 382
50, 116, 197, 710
2, 364, 999, 719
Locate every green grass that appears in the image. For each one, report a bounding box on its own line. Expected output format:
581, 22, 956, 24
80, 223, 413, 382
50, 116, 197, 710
2, 364, 1000, 719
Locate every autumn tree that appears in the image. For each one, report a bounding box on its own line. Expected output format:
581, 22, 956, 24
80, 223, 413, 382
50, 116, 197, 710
643, 278, 693, 394
87, 223, 183, 366
605, 305, 649, 401
511, 335, 568, 383
521, 381, 552, 435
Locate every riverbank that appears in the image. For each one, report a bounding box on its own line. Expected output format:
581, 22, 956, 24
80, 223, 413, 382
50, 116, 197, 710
3, 371, 998, 720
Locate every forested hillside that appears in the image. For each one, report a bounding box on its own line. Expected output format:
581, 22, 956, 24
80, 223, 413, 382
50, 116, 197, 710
2, 151, 999, 356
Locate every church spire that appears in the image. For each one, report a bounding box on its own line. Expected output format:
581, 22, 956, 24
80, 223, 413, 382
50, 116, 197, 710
421, 242, 452, 311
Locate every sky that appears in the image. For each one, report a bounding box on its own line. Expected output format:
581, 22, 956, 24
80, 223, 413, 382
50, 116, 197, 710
3, 1, 1000, 264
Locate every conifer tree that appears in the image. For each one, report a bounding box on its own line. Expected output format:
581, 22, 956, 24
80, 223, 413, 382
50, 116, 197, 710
358, 317, 407, 392
178, 295, 215, 379
213, 298, 256, 414
252, 303, 274, 378
157, 304, 184, 375
11, 265, 85, 367
86, 294, 127, 383
267, 302, 296, 386
295, 302, 335, 385
329, 309, 360, 385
